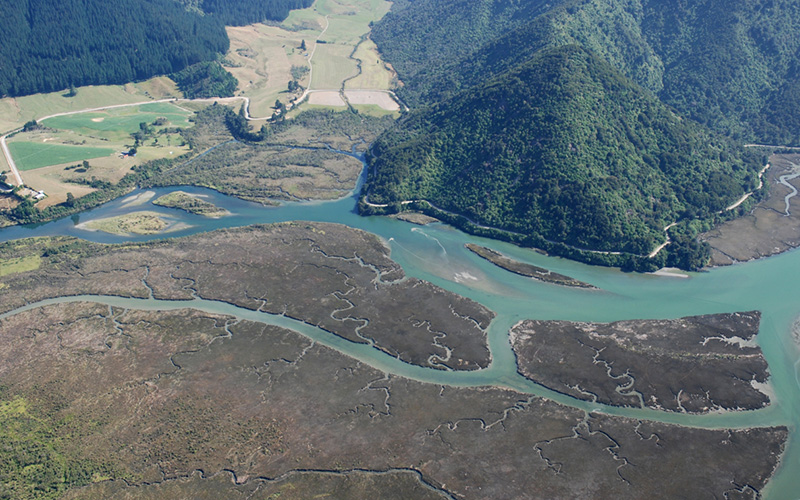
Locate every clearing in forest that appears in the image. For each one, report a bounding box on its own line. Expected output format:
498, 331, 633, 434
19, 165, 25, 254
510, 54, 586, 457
224, 0, 396, 118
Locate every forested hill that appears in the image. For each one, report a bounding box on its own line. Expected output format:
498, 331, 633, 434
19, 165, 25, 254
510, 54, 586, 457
372, 0, 800, 146
198, 0, 314, 26
0, 0, 313, 98
366, 46, 763, 263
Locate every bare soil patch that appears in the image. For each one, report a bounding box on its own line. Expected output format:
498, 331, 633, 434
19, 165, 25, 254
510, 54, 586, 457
344, 90, 399, 110
308, 91, 347, 107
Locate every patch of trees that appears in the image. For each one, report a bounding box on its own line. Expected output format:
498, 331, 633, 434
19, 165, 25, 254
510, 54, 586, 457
365, 46, 762, 269
1, 152, 192, 227
172, 62, 238, 99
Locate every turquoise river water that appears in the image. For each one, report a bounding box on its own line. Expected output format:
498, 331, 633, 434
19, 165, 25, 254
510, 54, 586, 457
1, 159, 798, 498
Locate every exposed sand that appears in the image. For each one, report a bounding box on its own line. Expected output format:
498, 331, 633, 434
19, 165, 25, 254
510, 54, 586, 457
91, 117, 104, 123
308, 91, 347, 107
648, 267, 690, 278
120, 191, 156, 207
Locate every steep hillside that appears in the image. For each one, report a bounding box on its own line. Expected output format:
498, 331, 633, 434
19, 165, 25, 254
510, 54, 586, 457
365, 46, 762, 260
0, 0, 227, 97
372, 0, 800, 145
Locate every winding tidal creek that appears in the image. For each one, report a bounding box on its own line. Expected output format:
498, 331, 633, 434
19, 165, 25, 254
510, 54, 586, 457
1, 157, 800, 498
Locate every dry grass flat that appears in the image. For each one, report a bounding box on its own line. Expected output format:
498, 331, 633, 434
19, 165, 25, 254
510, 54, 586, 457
20, 164, 99, 207
21, 143, 190, 207
223, 0, 393, 117
345, 38, 396, 90
225, 24, 319, 117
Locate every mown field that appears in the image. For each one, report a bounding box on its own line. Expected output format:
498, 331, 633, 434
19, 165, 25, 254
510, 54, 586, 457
8, 143, 116, 171
0, 77, 181, 174
6, 101, 193, 205
41, 102, 192, 140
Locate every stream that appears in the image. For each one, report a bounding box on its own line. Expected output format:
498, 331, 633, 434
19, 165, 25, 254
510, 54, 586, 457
779, 167, 800, 216
1, 155, 799, 498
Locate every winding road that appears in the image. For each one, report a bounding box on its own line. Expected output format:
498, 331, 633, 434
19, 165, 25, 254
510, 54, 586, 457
0, 13, 401, 189
364, 162, 773, 261
0, 96, 254, 188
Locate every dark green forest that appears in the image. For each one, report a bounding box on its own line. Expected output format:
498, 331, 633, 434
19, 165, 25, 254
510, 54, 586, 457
172, 62, 238, 99
362, 0, 799, 269
0, 0, 227, 97
198, 0, 314, 26
0, 0, 313, 98
372, 0, 800, 146
365, 46, 763, 265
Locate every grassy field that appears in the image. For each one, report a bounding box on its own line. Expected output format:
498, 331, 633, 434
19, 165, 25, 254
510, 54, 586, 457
223, 0, 393, 116
0, 77, 180, 134
0, 255, 41, 276
285, 0, 391, 45
311, 44, 360, 89
8, 142, 116, 171
5, 100, 194, 204
41, 102, 192, 141
345, 38, 396, 89
0, 77, 181, 174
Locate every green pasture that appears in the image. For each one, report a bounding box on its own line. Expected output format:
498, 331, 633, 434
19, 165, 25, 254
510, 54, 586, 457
8, 142, 115, 171
350, 104, 400, 117
0, 76, 180, 133
41, 103, 192, 139
283, 0, 391, 43
311, 44, 359, 89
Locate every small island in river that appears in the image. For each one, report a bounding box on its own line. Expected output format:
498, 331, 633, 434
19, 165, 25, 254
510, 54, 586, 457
466, 243, 595, 288
153, 191, 229, 218
81, 211, 169, 235
511, 312, 771, 413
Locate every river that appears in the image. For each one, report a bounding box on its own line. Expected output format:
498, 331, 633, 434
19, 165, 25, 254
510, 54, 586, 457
1, 158, 798, 498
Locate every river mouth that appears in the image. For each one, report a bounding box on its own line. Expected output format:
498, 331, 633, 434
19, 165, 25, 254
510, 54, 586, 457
1, 156, 800, 498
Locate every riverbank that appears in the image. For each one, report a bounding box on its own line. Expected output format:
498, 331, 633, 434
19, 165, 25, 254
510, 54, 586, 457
701, 154, 800, 266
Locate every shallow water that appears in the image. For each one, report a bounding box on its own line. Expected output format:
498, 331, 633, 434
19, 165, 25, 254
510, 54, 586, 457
1, 164, 799, 498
